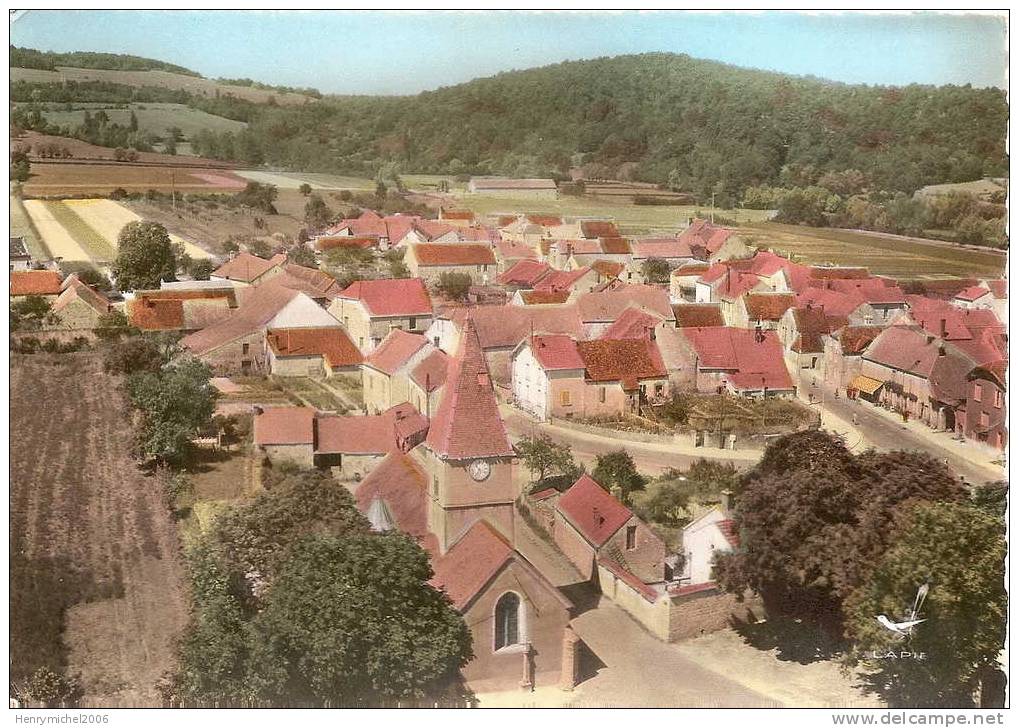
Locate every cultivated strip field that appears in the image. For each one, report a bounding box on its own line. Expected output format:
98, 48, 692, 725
43, 200, 117, 262
234, 169, 376, 190
66, 199, 213, 260
10, 353, 188, 706
22, 161, 248, 196
744, 222, 1007, 278
22, 199, 91, 261
10, 194, 50, 259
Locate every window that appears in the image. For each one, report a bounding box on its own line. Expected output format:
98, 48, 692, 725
242, 343, 250, 355
625, 525, 637, 550
494, 592, 521, 650
599, 387, 606, 403
654, 383, 665, 397
432, 475, 439, 498
560, 390, 572, 407
974, 384, 982, 402
994, 389, 1003, 408
980, 412, 990, 428
409, 317, 416, 329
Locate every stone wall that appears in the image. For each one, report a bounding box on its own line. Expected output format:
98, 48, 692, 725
666, 586, 763, 642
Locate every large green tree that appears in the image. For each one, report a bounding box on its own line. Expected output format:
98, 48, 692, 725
514, 434, 580, 487
591, 449, 647, 503
112, 220, 177, 291
844, 502, 1006, 707
127, 358, 217, 464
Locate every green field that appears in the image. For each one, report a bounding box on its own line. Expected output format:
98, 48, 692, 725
234, 170, 376, 191
10, 194, 50, 259
742, 222, 1007, 278
42, 200, 117, 262
18, 102, 247, 141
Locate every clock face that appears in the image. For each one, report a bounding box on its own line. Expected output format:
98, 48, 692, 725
467, 459, 491, 482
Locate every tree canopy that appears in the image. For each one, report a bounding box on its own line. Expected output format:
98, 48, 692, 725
112, 221, 178, 291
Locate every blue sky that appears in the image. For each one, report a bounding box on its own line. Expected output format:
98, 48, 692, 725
10, 10, 1007, 95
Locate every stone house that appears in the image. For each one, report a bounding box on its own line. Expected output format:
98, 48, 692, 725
821, 325, 883, 392
553, 474, 667, 584
10, 269, 63, 302
327, 277, 433, 353
681, 326, 795, 397
405, 243, 497, 284
47, 275, 112, 331
211, 251, 287, 286
264, 326, 362, 378
361, 329, 436, 415
957, 362, 1007, 450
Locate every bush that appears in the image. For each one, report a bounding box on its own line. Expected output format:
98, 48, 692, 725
435, 271, 472, 301
26, 667, 81, 706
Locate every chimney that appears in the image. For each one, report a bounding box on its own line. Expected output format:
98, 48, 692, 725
721, 489, 734, 513
939, 318, 947, 339
252, 405, 264, 415
938, 344, 946, 358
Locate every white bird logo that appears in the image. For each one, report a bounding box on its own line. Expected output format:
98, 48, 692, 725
876, 583, 929, 638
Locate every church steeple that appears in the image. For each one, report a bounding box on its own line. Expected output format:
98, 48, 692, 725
424, 314, 515, 460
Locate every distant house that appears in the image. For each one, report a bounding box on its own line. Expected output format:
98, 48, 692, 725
264, 326, 362, 377
822, 325, 883, 393
127, 287, 236, 332
405, 243, 497, 284
437, 208, 476, 227
777, 305, 850, 370
579, 220, 620, 240
210, 251, 287, 286
496, 260, 553, 291
677, 219, 753, 262
575, 284, 675, 337
732, 292, 797, 330
670, 262, 711, 302
10, 237, 32, 271
553, 474, 667, 584
327, 278, 433, 353
10, 269, 63, 301
510, 289, 573, 307
681, 501, 739, 585
958, 362, 1007, 450
181, 280, 343, 373
672, 303, 724, 329
953, 285, 995, 311
48, 275, 112, 331
467, 177, 559, 199
531, 266, 600, 297
494, 239, 538, 272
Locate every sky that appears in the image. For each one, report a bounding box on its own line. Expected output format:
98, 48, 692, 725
9, 10, 1008, 96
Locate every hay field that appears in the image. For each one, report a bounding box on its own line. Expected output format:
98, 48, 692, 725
64, 199, 213, 260
743, 222, 1007, 278
22, 199, 91, 261
10, 195, 50, 259
23, 161, 248, 196
43, 201, 117, 262
235, 169, 375, 190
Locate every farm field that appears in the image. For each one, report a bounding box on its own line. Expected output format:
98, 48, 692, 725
16, 102, 247, 140
743, 221, 1007, 278
10, 353, 189, 706
234, 169, 376, 191
10, 194, 51, 259
22, 161, 248, 196
11, 65, 316, 106
13, 131, 234, 168
22, 197, 212, 265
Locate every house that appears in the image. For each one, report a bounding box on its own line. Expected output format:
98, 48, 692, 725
672, 303, 725, 329
670, 262, 711, 302
823, 325, 883, 393
127, 288, 236, 332
957, 362, 1007, 450
437, 208, 476, 227
510, 290, 573, 307
407, 349, 449, 419
10, 269, 64, 300
681, 326, 795, 397
795, 287, 876, 325
10, 237, 32, 271
271, 263, 344, 303
575, 338, 670, 412
511, 334, 588, 421
677, 219, 753, 262
777, 305, 850, 370
553, 474, 667, 583
494, 238, 538, 272
210, 251, 287, 286
579, 220, 620, 240
253, 403, 427, 480
575, 284, 674, 337
264, 326, 362, 377
327, 278, 433, 353
361, 329, 435, 414
468, 177, 559, 199
953, 285, 995, 311
732, 292, 796, 330
681, 500, 739, 585
181, 280, 343, 373
429, 520, 575, 692
317, 210, 428, 250
406, 243, 497, 284
496, 260, 553, 291
531, 266, 600, 296
47, 275, 112, 331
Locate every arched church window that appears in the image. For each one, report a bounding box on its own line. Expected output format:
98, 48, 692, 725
494, 592, 521, 650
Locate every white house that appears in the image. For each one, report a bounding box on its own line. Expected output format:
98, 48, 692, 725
680, 501, 739, 585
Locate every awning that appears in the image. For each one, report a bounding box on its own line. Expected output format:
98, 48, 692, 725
850, 375, 885, 396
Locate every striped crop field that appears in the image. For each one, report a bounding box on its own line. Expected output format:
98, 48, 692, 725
43, 200, 118, 263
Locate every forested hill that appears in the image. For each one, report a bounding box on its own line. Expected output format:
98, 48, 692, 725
10, 45, 201, 76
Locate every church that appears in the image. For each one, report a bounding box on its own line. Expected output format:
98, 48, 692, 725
355, 316, 580, 693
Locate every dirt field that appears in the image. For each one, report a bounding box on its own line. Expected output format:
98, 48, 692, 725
10, 353, 189, 706
743, 221, 1007, 278
22, 161, 248, 197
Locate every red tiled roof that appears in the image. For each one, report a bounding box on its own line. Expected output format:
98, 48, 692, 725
796, 288, 867, 318
633, 238, 696, 260
429, 520, 515, 610
599, 236, 632, 255
495, 239, 538, 262
528, 214, 562, 227
672, 262, 711, 277
425, 316, 515, 459
316, 235, 378, 251
253, 406, 316, 446
673, 304, 725, 328
669, 582, 719, 598
447, 304, 584, 350
338, 277, 433, 317
412, 243, 496, 267
717, 519, 740, 548
529, 334, 585, 371
212, 252, 286, 283
533, 267, 592, 292
127, 297, 185, 330
581, 221, 620, 239
955, 285, 993, 302
365, 329, 429, 375
275, 263, 342, 299
591, 260, 624, 279
266, 326, 362, 369
678, 219, 736, 255
576, 338, 667, 390
10, 270, 63, 296
181, 279, 304, 355
52, 276, 111, 316
836, 326, 883, 356
744, 293, 796, 322
519, 290, 571, 305
440, 209, 475, 221
577, 284, 674, 322
317, 403, 427, 455
683, 327, 793, 391
410, 349, 449, 393
354, 451, 433, 549
599, 306, 663, 340
497, 260, 552, 287
557, 474, 632, 547
134, 287, 237, 306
